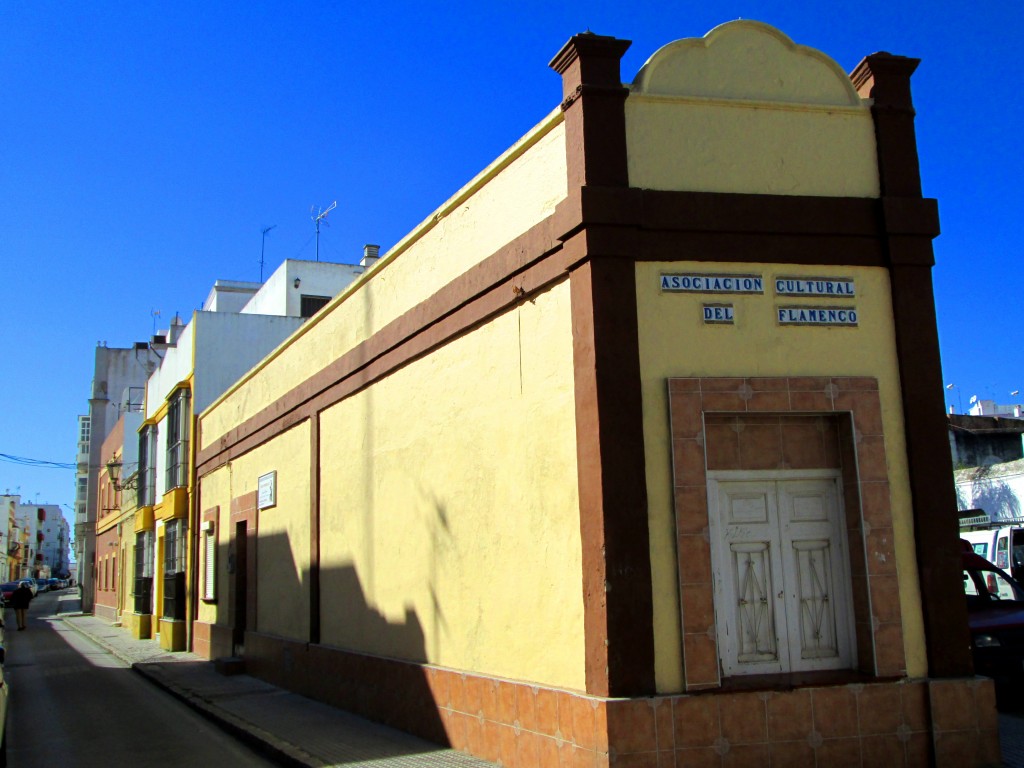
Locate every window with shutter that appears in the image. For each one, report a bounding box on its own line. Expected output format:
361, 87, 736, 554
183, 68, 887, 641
203, 528, 216, 601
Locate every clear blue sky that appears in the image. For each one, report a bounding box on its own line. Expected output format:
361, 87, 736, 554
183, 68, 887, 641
2, 2, 1020, 530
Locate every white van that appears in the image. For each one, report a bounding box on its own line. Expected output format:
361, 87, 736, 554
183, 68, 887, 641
960, 510, 1024, 582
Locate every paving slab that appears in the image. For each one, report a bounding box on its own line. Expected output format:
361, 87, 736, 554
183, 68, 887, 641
56, 601, 494, 768
62, 595, 1024, 768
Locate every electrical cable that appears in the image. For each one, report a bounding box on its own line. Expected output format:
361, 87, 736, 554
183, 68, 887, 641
0, 454, 76, 470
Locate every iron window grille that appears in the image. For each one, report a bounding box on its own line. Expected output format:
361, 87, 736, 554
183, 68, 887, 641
133, 530, 153, 615
165, 389, 190, 491
162, 519, 187, 620
137, 425, 157, 506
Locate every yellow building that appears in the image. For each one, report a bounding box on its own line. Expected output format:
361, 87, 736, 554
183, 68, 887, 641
194, 22, 996, 767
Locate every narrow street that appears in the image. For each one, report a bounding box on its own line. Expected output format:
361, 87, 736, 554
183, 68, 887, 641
3, 588, 277, 767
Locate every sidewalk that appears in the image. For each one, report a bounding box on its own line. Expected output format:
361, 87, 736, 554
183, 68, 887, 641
54, 595, 494, 767
51, 594, 1024, 768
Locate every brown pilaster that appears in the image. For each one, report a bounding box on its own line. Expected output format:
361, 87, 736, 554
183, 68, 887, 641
851, 53, 923, 197
569, 256, 654, 697
309, 414, 321, 645
549, 33, 631, 189
852, 54, 973, 677
553, 34, 655, 697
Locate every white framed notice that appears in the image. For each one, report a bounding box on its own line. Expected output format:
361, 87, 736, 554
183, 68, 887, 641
258, 471, 277, 510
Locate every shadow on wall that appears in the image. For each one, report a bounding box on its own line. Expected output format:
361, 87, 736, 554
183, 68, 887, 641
960, 473, 1023, 521
215, 529, 451, 747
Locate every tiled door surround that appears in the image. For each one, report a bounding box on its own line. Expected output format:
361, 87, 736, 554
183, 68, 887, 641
668, 376, 905, 689
193, 492, 258, 662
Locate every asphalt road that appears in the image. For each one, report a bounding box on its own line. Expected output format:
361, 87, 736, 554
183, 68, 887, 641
3, 589, 277, 767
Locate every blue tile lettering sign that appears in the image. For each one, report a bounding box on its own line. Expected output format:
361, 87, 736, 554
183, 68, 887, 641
703, 304, 735, 324
774, 277, 855, 297
777, 306, 858, 327
660, 273, 763, 294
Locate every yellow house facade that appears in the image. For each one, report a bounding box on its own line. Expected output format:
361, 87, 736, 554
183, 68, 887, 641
193, 22, 996, 767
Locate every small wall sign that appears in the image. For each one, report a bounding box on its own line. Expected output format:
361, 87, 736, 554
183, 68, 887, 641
774, 277, 855, 297
661, 273, 763, 294
258, 471, 277, 510
777, 306, 858, 327
703, 304, 735, 324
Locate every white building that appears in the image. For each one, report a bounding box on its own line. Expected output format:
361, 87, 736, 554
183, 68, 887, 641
969, 398, 1024, 419
78, 256, 369, 612
74, 337, 173, 609
240, 255, 372, 317
134, 257, 365, 648
0, 496, 71, 581
38, 506, 71, 578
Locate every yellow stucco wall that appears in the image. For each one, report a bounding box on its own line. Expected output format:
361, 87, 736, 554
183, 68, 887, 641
318, 280, 584, 690
635, 262, 925, 692
196, 422, 312, 640
625, 21, 879, 197
197, 464, 230, 628
201, 114, 567, 448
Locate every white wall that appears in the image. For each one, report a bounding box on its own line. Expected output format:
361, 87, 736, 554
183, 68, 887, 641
241, 259, 364, 317
144, 310, 303, 497
202, 280, 262, 313
192, 311, 305, 412
146, 320, 195, 418
121, 410, 142, 468
956, 459, 1024, 521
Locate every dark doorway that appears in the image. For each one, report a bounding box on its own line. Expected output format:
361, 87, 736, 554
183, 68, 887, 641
232, 521, 248, 653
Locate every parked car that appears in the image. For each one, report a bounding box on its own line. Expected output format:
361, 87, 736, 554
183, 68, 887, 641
0, 585, 18, 602
962, 539, 1024, 692
45, 578, 60, 592
962, 517, 1024, 583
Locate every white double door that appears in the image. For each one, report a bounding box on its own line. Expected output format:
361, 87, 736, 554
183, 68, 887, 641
707, 470, 856, 677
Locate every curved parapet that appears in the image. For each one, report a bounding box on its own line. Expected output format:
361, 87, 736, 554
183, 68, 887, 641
631, 20, 862, 107
625, 20, 878, 196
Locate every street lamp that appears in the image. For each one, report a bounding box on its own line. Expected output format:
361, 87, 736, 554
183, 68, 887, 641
946, 383, 963, 414
105, 459, 137, 492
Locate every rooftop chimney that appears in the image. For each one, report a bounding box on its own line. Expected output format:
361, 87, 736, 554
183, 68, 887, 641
360, 244, 380, 268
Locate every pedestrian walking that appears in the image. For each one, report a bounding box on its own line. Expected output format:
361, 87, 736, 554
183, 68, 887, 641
10, 580, 33, 630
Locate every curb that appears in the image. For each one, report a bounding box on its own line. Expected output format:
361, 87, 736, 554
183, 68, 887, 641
60, 617, 321, 768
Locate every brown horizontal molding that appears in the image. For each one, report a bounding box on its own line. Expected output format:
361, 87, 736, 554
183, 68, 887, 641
197, 214, 572, 474
881, 197, 941, 237
197, 186, 931, 474
572, 185, 938, 239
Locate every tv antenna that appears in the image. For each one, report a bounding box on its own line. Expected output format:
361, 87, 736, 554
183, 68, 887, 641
151, 309, 161, 336
311, 201, 337, 262
260, 224, 277, 281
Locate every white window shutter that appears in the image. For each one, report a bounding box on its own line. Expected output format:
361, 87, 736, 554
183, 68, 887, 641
203, 530, 216, 600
